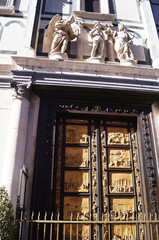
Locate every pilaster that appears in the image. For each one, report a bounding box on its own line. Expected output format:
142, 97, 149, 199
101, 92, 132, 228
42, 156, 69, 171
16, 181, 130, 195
17, 0, 43, 57
1, 81, 32, 212
100, 0, 109, 13
139, 0, 159, 68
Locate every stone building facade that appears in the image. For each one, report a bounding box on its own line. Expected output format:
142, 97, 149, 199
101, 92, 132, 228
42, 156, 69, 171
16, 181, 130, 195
0, 0, 159, 239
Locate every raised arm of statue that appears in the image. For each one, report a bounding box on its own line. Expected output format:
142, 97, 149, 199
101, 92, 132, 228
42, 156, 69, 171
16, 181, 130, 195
113, 23, 137, 66
46, 14, 76, 60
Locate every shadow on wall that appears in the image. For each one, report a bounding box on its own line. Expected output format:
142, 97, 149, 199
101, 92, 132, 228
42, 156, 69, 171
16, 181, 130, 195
43, 0, 72, 15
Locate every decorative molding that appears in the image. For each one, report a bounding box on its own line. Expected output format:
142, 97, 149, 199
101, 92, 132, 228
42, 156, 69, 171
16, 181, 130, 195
0, 5, 15, 15
141, 114, 157, 215
11, 81, 32, 100
57, 103, 149, 115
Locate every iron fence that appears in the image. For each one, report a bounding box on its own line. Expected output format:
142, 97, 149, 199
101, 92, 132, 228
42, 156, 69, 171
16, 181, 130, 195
17, 212, 159, 240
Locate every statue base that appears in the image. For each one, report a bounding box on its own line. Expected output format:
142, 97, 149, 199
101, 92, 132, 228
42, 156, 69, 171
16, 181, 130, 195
87, 57, 105, 64
120, 58, 137, 66
49, 52, 68, 61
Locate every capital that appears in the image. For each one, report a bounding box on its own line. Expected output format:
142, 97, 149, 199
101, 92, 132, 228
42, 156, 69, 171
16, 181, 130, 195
11, 81, 32, 100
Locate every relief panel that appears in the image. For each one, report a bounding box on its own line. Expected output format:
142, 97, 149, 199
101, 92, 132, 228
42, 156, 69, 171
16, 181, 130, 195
65, 147, 89, 167
107, 127, 129, 145
110, 197, 135, 221
108, 149, 131, 168
64, 171, 89, 192
109, 172, 133, 193
66, 125, 88, 144
111, 224, 136, 240
64, 196, 89, 220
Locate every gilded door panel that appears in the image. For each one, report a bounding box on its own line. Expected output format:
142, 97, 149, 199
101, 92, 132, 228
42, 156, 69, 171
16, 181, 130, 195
111, 224, 136, 239
110, 197, 135, 221
64, 171, 89, 192
65, 147, 89, 167
107, 127, 129, 145
64, 196, 89, 240
66, 125, 88, 144
109, 172, 133, 193
108, 148, 131, 168
64, 196, 89, 220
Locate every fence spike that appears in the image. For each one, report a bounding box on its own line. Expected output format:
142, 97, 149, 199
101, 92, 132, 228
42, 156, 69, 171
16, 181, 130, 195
31, 211, 34, 220
70, 212, 73, 221
24, 211, 27, 220
44, 211, 47, 220
38, 211, 40, 220
77, 212, 79, 221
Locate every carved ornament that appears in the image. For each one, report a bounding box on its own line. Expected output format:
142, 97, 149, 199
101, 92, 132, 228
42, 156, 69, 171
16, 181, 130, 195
11, 81, 32, 100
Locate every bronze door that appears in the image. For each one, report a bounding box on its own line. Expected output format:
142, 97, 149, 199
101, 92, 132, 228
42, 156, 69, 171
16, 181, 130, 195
54, 116, 143, 239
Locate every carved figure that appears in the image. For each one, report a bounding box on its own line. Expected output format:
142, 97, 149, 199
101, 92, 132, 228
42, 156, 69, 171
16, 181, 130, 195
46, 14, 76, 60
112, 235, 120, 240
88, 21, 105, 62
113, 23, 136, 65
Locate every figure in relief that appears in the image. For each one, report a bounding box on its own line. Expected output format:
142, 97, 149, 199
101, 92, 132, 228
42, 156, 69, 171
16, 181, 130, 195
113, 23, 137, 66
46, 14, 77, 60
88, 21, 105, 62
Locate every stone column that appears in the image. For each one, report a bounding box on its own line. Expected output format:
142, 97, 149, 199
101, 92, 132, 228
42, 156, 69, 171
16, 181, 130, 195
100, 0, 109, 13
1, 81, 32, 212
139, 0, 159, 68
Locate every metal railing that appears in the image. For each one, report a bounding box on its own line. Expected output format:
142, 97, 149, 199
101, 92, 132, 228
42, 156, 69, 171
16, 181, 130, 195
17, 212, 159, 240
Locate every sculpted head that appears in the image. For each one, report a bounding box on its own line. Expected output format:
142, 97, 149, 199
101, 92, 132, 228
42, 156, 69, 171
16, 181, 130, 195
94, 21, 102, 29
118, 23, 125, 31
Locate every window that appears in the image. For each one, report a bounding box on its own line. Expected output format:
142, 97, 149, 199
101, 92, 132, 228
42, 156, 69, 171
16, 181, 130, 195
150, 0, 159, 36
85, 0, 99, 12
0, 0, 14, 6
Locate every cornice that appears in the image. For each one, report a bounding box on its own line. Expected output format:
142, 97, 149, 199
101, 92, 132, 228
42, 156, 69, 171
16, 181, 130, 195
11, 56, 159, 80
11, 69, 159, 95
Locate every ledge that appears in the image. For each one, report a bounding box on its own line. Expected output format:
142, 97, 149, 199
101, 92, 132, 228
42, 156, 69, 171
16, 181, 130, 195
11, 56, 159, 80
11, 56, 159, 97
0, 6, 15, 15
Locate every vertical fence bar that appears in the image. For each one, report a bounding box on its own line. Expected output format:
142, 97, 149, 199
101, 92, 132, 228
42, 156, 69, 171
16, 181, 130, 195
63, 223, 66, 240
96, 223, 98, 240
76, 213, 79, 240
50, 213, 53, 240
102, 222, 104, 239
70, 213, 73, 240
36, 212, 40, 240
29, 212, 34, 240
43, 212, 47, 240
155, 213, 159, 240
150, 213, 153, 240
56, 212, 60, 240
